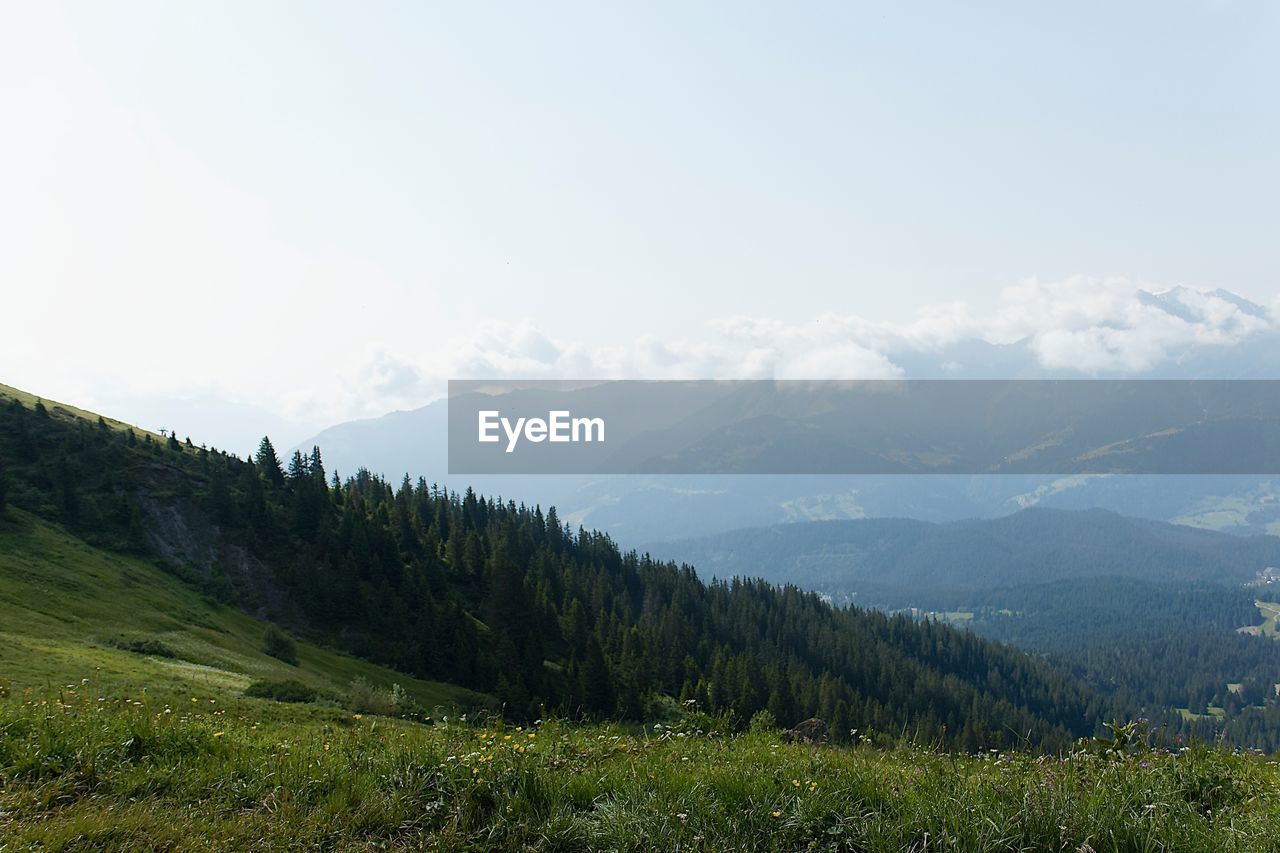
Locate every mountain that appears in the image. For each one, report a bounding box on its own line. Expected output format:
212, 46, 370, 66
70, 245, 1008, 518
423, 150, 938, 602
0, 382, 1118, 751
290, 288, 1280, 542
643, 509, 1280, 606
647, 510, 1280, 737
296, 400, 1280, 544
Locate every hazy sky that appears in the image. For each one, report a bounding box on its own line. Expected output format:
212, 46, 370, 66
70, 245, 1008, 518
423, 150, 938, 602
2, 1, 1278, 444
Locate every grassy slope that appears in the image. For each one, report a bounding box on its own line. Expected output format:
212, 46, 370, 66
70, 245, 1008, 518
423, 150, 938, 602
3, 388, 1280, 848
1251, 600, 1280, 639
0, 508, 477, 712
0, 383, 153, 439
2, 512, 1280, 850
3, 686, 1280, 850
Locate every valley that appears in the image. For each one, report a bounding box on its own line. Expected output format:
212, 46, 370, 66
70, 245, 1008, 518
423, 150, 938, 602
4, 384, 1280, 847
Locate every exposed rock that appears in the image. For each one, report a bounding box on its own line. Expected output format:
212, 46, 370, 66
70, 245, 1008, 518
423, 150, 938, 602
783, 718, 829, 744
135, 491, 305, 628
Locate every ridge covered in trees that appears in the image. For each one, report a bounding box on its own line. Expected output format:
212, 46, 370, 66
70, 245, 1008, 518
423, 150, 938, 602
0, 389, 1122, 751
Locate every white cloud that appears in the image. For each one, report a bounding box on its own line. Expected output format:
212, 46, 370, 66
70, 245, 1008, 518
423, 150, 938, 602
990, 277, 1272, 373
317, 277, 1277, 422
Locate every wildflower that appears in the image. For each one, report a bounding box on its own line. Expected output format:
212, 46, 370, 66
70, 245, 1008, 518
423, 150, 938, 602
771, 810, 782, 818
791, 779, 800, 787
353, 714, 362, 721
324, 742, 331, 751
213, 732, 225, 738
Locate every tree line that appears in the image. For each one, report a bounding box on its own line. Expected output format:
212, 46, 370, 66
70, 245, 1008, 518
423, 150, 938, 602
0, 394, 1123, 751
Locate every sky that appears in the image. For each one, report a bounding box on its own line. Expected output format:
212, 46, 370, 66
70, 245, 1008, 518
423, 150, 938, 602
2, 1, 1278, 450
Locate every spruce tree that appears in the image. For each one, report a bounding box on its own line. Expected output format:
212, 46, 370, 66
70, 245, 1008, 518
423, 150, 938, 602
287, 449, 308, 482
255, 436, 285, 487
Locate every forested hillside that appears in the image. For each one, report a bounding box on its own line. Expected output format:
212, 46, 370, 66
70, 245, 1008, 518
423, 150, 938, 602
652, 514, 1280, 749
0, 385, 1116, 751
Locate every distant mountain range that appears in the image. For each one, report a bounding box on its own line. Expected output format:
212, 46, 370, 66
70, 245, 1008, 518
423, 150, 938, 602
640, 507, 1280, 608
294, 288, 1280, 544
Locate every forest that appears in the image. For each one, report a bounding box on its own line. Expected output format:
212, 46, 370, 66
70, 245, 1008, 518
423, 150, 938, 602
0, 390, 1122, 753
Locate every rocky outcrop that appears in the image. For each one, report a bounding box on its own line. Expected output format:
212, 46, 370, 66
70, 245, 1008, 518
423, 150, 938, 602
783, 718, 830, 745
135, 491, 305, 628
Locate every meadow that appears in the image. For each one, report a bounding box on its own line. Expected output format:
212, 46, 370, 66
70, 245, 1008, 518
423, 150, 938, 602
3, 407, 1280, 850
3, 681, 1279, 851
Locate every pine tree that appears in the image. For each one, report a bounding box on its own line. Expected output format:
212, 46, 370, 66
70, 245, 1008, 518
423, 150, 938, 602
580, 636, 614, 717
831, 699, 852, 743
255, 437, 285, 487
308, 446, 325, 483
287, 449, 308, 482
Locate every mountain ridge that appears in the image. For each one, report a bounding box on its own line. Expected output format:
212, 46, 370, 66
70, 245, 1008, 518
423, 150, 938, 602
0, 381, 1118, 751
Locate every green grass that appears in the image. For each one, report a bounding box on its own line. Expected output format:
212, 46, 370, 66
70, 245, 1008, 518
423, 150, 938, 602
1177, 706, 1226, 722
0, 383, 158, 440
1251, 600, 1280, 639
939, 610, 975, 623
5, 505, 1280, 849
1171, 485, 1280, 534
1239, 599, 1280, 656
0, 508, 481, 713
3, 687, 1280, 850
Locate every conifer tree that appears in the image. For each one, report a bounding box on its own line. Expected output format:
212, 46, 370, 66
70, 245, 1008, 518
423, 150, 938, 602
287, 449, 308, 482
255, 436, 285, 487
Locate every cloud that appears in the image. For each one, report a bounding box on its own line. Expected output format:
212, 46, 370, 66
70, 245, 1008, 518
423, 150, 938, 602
319, 277, 1278, 421
990, 277, 1272, 373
